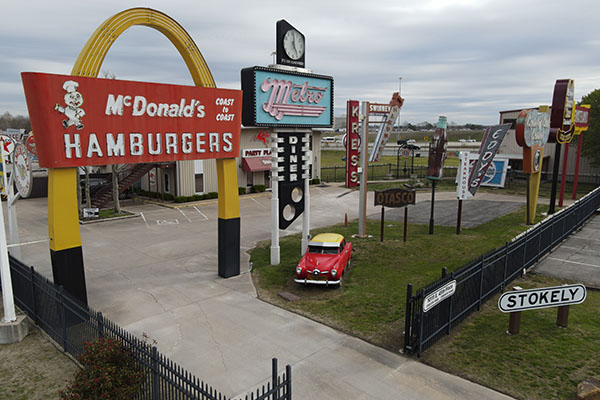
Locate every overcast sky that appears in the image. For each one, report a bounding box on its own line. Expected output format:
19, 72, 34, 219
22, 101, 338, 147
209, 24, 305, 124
2, 0, 599, 125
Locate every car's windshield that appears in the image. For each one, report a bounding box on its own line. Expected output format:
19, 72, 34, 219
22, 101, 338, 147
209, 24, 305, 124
308, 245, 338, 255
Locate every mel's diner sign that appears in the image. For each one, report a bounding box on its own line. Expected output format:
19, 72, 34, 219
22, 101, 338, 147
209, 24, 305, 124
21, 72, 242, 168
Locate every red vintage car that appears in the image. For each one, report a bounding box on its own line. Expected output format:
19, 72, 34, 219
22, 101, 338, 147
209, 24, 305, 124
295, 233, 352, 286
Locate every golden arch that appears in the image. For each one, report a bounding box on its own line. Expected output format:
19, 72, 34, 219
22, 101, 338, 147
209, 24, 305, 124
48, 8, 240, 304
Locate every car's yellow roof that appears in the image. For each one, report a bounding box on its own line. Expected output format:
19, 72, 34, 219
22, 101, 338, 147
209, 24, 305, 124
311, 233, 344, 243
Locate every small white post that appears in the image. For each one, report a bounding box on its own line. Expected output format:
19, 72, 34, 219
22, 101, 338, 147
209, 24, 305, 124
301, 132, 311, 255
270, 132, 280, 265
0, 152, 16, 322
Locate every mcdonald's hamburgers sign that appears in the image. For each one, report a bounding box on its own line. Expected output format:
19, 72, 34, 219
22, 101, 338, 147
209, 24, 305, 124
22, 72, 242, 168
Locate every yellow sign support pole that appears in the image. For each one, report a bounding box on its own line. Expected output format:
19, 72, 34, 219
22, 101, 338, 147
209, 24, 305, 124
48, 8, 241, 302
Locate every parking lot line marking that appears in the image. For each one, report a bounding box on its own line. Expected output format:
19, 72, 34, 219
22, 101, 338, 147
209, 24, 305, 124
573, 235, 600, 242
560, 246, 600, 254
251, 197, 267, 209
178, 208, 192, 223
547, 257, 600, 269
140, 212, 150, 229
156, 219, 179, 225
7, 238, 49, 248
193, 206, 209, 221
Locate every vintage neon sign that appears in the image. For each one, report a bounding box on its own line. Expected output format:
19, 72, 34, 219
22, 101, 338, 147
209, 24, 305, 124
467, 123, 510, 195
22, 72, 242, 168
516, 106, 550, 224
345, 100, 360, 188
241, 66, 333, 128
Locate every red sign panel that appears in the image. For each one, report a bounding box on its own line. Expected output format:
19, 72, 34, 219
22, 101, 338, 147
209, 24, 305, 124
21, 72, 242, 168
345, 100, 360, 188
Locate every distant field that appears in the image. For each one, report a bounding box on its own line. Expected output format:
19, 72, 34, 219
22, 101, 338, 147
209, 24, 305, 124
326, 130, 485, 143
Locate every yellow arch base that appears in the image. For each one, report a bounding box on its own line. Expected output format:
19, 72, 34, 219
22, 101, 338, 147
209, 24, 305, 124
49, 8, 241, 301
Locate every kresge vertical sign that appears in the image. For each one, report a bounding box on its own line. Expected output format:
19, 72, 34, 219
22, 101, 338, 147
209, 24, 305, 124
345, 100, 360, 187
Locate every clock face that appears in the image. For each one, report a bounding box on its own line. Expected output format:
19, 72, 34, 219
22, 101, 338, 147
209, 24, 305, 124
283, 29, 304, 60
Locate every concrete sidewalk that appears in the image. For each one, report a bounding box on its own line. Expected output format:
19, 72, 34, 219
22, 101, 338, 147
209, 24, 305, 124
12, 184, 515, 400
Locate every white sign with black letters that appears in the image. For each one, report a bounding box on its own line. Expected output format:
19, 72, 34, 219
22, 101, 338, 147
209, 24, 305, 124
498, 284, 586, 313
423, 280, 457, 312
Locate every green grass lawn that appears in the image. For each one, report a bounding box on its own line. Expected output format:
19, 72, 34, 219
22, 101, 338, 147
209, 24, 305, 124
422, 273, 600, 400
250, 204, 547, 351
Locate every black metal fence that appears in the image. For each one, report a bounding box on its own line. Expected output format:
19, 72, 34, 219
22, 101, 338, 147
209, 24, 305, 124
320, 164, 462, 183
404, 186, 600, 357
7, 256, 292, 400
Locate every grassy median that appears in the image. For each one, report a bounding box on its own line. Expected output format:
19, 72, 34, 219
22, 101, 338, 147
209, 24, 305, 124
250, 204, 547, 351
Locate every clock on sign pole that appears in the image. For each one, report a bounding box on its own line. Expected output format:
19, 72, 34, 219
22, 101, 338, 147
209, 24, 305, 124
276, 19, 305, 68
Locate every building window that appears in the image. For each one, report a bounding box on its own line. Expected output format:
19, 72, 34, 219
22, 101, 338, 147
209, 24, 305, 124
247, 171, 254, 187
164, 172, 170, 193
195, 174, 204, 193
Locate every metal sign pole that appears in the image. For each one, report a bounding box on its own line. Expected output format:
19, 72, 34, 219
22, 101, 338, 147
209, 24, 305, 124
429, 180, 436, 235
358, 102, 369, 237
0, 152, 16, 322
301, 131, 311, 255
456, 199, 463, 235
403, 207, 408, 242
270, 132, 280, 265
7, 161, 21, 259
380, 206, 385, 243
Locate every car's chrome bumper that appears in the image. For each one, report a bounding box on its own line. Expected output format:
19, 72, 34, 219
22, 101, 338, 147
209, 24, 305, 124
294, 278, 341, 285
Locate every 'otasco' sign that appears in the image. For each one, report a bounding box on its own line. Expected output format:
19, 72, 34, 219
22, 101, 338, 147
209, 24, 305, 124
21, 72, 242, 168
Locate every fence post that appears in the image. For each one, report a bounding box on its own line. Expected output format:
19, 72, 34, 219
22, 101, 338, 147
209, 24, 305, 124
30, 266, 38, 325
441, 267, 447, 278
417, 294, 424, 357
286, 364, 292, 400
272, 358, 279, 400
522, 230, 528, 269
502, 242, 509, 291
58, 285, 67, 351
477, 255, 484, 311
403, 283, 413, 352
97, 312, 104, 338
151, 346, 159, 400
536, 226, 542, 263
447, 272, 454, 335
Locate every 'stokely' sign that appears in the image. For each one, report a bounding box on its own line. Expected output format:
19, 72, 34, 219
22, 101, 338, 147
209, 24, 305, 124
21, 72, 242, 168
241, 66, 333, 128
374, 188, 416, 208
498, 284, 586, 313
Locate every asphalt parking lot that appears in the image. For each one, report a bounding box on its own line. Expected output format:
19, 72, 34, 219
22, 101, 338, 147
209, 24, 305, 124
9, 185, 538, 399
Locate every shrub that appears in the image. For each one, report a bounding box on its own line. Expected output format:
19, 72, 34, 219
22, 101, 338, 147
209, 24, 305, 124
251, 184, 266, 193
59, 337, 145, 400
205, 192, 218, 199
311, 178, 321, 185
239, 187, 246, 195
